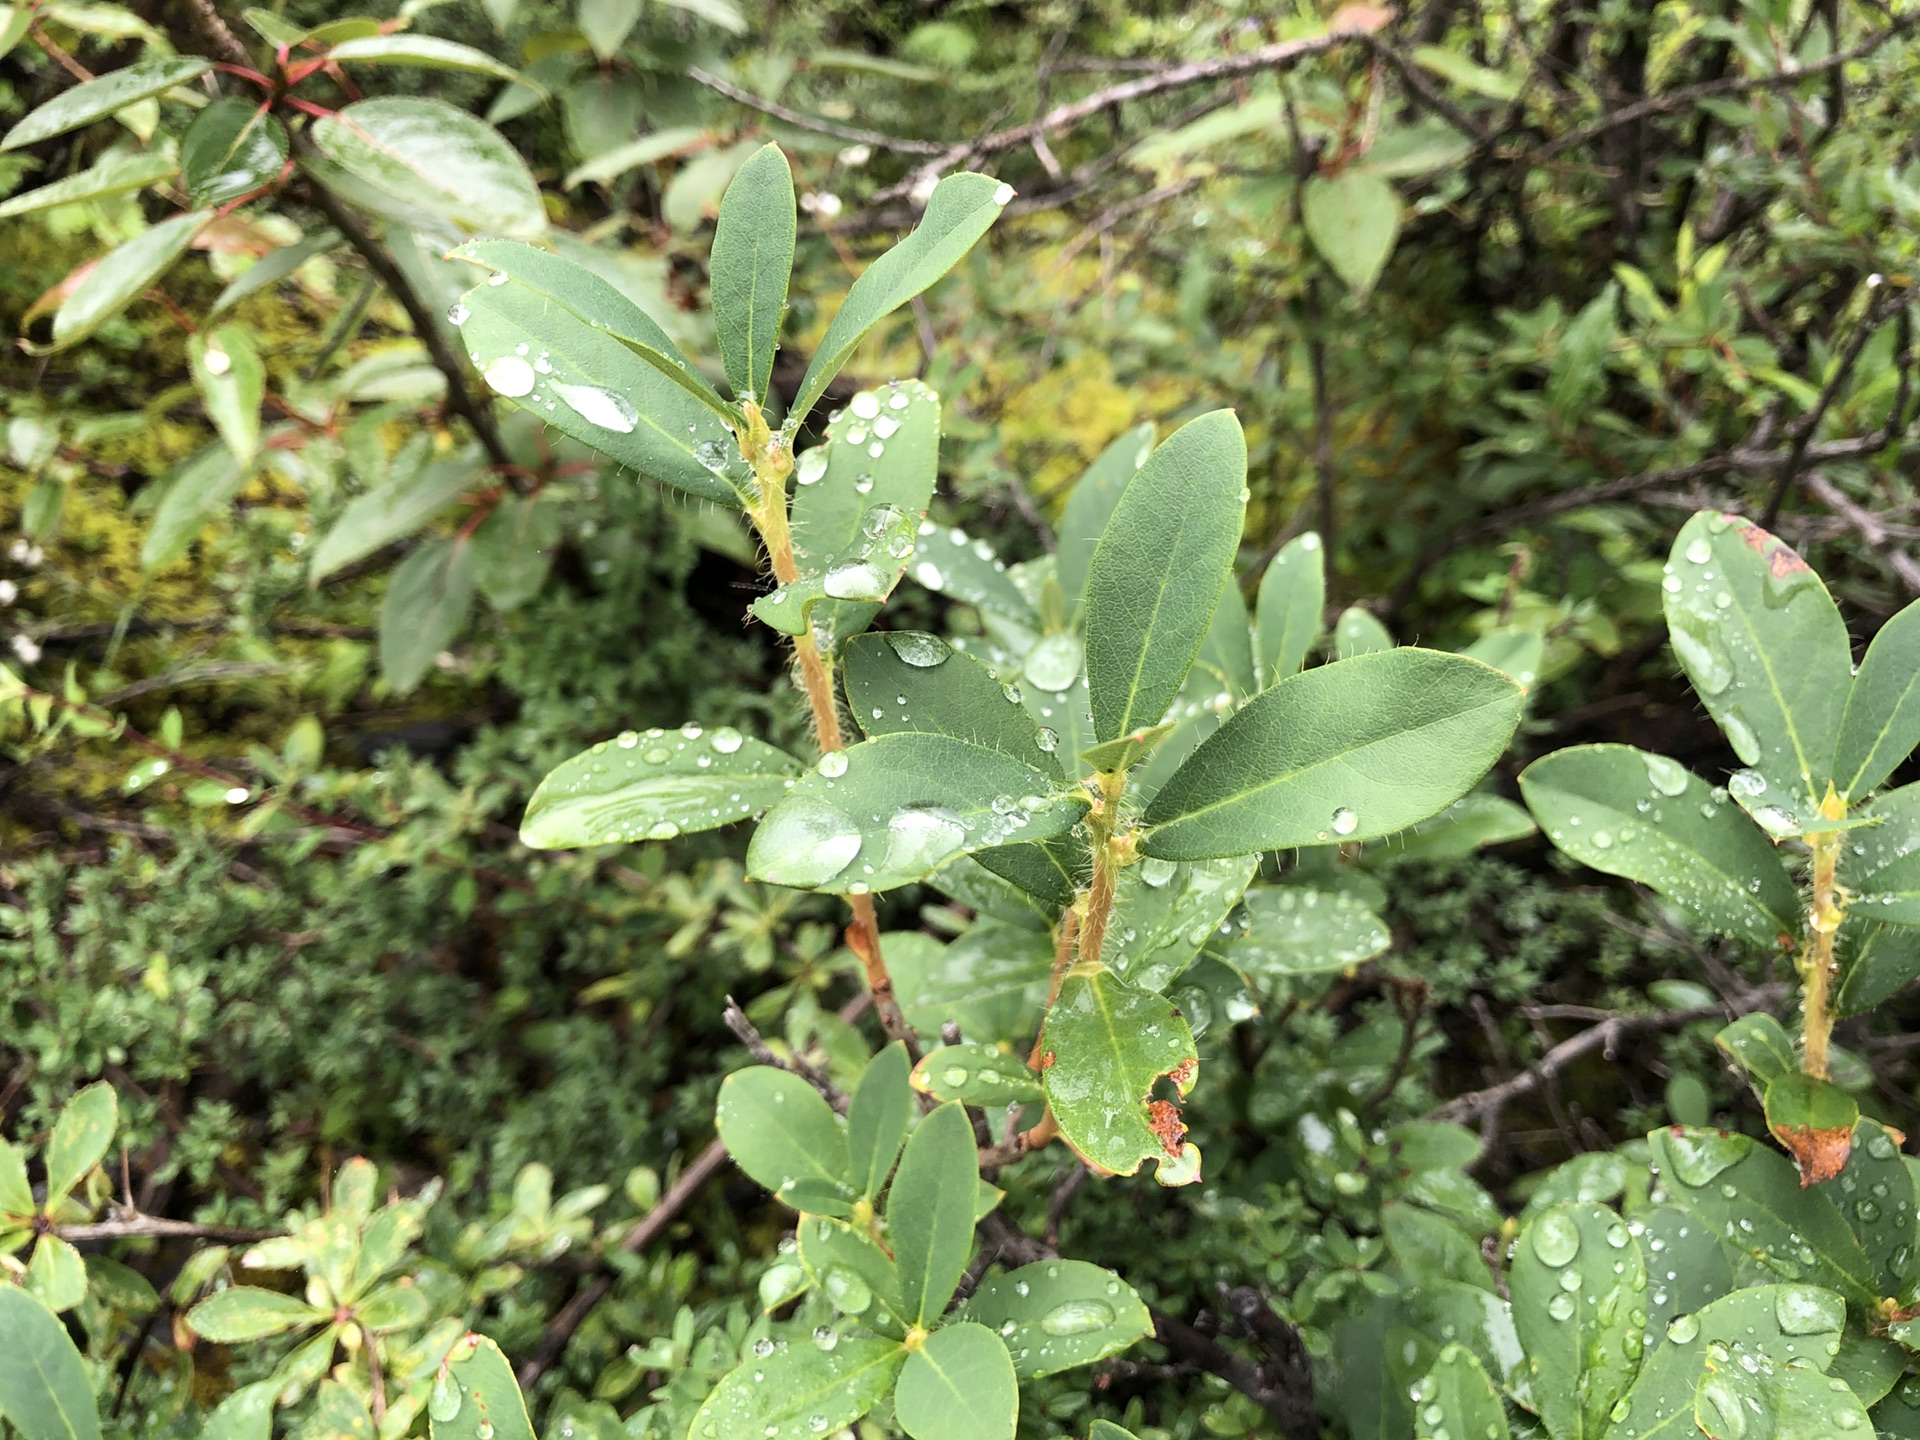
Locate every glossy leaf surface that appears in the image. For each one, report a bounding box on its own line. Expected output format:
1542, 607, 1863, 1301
1057, 424, 1153, 622
179, 98, 288, 207
1519, 744, 1799, 948
310, 99, 545, 240
1041, 970, 1198, 1182
1844, 783, 1920, 922
959, 1259, 1152, 1378
0, 1287, 100, 1440
894, 1323, 1017, 1440
747, 735, 1085, 894
521, 725, 799, 847
1255, 531, 1324, 685
1410, 1345, 1508, 1440
714, 1067, 853, 1215
1219, 886, 1390, 977
888, 1103, 978, 1326
428, 1334, 535, 1440
1145, 649, 1522, 859
44, 209, 210, 352
910, 1043, 1043, 1106
2, 57, 212, 150
690, 1339, 903, 1440
847, 1042, 912, 1202
845, 629, 1060, 775
1510, 1203, 1643, 1438
0, 151, 177, 219
710, 144, 795, 405
1833, 597, 1920, 798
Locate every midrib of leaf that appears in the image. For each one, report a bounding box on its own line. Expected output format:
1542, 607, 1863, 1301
1720, 585, 1819, 793
907, 1155, 965, 1325
1835, 667, 1920, 797
1156, 687, 1516, 830
1680, 1178, 1873, 1302
770, 1346, 903, 1419
1105, 503, 1198, 739
325, 112, 464, 209
25, 1340, 86, 1440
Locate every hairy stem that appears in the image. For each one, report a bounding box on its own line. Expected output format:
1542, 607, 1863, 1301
1076, 770, 1129, 968
1801, 791, 1848, 1079
744, 408, 915, 1053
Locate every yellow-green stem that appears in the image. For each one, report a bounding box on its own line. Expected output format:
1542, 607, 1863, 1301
1802, 820, 1844, 1081
740, 405, 913, 1052
1076, 770, 1130, 969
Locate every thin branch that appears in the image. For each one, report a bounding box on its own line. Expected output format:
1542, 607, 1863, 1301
722, 995, 846, 1110
1804, 471, 1920, 594
686, 67, 948, 154
1762, 289, 1904, 526
54, 1216, 282, 1243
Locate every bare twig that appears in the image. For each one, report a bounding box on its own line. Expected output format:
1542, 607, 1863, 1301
1762, 288, 1904, 526
686, 67, 948, 154
722, 996, 845, 1110
54, 1216, 282, 1243
1804, 472, 1920, 594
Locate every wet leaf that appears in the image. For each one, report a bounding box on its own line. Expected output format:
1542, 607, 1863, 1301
37, 209, 211, 353
888, 1103, 978, 1326
1057, 424, 1154, 625
1084, 410, 1246, 745
958, 1259, 1151, 1378
710, 144, 795, 406
1145, 649, 1523, 860
309, 99, 545, 240
308, 453, 481, 583
1510, 1203, 1644, 1438
1333, 605, 1392, 658
1383, 792, 1536, 862
894, 1323, 1017, 1440
1, 57, 211, 150
1715, 1013, 1797, 1090
752, 504, 919, 637
188, 1286, 324, 1342
907, 521, 1039, 626
327, 34, 531, 87
379, 537, 475, 694
1663, 512, 1852, 801
1842, 782, 1920, 923
910, 1044, 1042, 1107
25, 1236, 86, 1312
746, 734, 1086, 894
1518, 744, 1799, 948
1041, 970, 1198, 1183
847, 1042, 912, 1202
179, 98, 288, 207
789, 173, 1010, 424
1833, 596, 1920, 799
1636, 1203, 1734, 1342
0, 151, 177, 219
1693, 1350, 1869, 1439
798, 1213, 906, 1329
688, 1337, 903, 1440
715, 1068, 853, 1215
887, 924, 1053, 1044
1103, 855, 1255, 992
1217, 885, 1390, 978
189, 325, 264, 462
141, 441, 252, 569
1410, 1344, 1508, 1440
1763, 1073, 1859, 1185
1829, 1119, 1920, 1298
1255, 531, 1324, 685
45, 1080, 115, 1205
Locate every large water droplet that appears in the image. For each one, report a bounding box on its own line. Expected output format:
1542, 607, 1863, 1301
1685, 538, 1714, 565
1695, 1374, 1745, 1438
751, 796, 861, 886
823, 561, 889, 601
483, 354, 536, 397
818, 751, 849, 778
1330, 807, 1359, 836
1038, 1298, 1116, 1335
428, 1373, 462, 1423
1644, 753, 1689, 797
887, 632, 950, 668
1023, 633, 1084, 693
1666, 1313, 1700, 1344
553, 382, 638, 433
1773, 1285, 1843, 1336
822, 1266, 872, 1313
849, 391, 881, 420
1546, 1292, 1577, 1322
1669, 626, 1732, 696
1531, 1210, 1582, 1267
881, 806, 967, 875
1035, 727, 1059, 753
712, 727, 744, 755
1666, 1129, 1747, 1187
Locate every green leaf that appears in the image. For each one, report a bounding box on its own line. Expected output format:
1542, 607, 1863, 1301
309, 454, 480, 583
895, 1323, 1017, 1440
1057, 425, 1154, 624
753, 504, 919, 637
958, 1260, 1152, 1378
1333, 606, 1393, 659
1145, 649, 1523, 860
188, 1286, 325, 1342
304, 1382, 374, 1439
1637, 1204, 1733, 1340
1664, 512, 1853, 800
1607, 1283, 1846, 1439
1510, 1203, 1643, 1438
449, 240, 729, 420
910, 1044, 1042, 1107
789, 173, 1011, 425
39, 209, 211, 353
198, 1381, 274, 1440
845, 631, 1060, 775
1190, 580, 1257, 702
1645, 1128, 1877, 1305
471, 493, 559, 611
45, 1080, 115, 1205
1843, 783, 1920, 922
1041, 969, 1198, 1183
1833, 597, 1920, 799
747, 735, 1086, 894
1104, 855, 1254, 992
141, 441, 252, 569
309, 99, 545, 240
0, 1286, 100, 1440
1715, 1013, 1797, 1088
848, 1042, 912, 1202
379, 537, 476, 694
789, 379, 942, 646
179, 98, 288, 207
328, 34, 531, 87
1411, 1345, 1508, 1440
1409, 45, 1522, 99
428, 1333, 535, 1440
1, 57, 212, 150
209, 228, 341, 317
521, 725, 801, 848
1830, 1120, 1919, 1299
1385, 793, 1537, 862
1837, 915, 1920, 1013
1084, 411, 1247, 745
715, 1067, 854, 1215
888, 1102, 978, 1327
710, 144, 795, 407
1301, 171, 1401, 298
1255, 532, 1324, 685
690, 1339, 903, 1440
798, 1213, 907, 1328
0, 151, 177, 219
25, 1237, 86, 1312
190, 326, 264, 462
578, 0, 641, 58
451, 265, 747, 507
888, 924, 1053, 1044
0, 1137, 31, 1217
1219, 885, 1390, 977
1695, 1360, 1869, 1440
1519, 744, 1799, 948
1461, 626, 1544, 688
1382, 1202, 1492, 1291
909, 522, 1040, 626
1763, 1073, 1859, 1184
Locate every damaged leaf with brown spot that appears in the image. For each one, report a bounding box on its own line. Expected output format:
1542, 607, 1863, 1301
1763, 1072, 1859, 1186
1040, 968, 1200, 1185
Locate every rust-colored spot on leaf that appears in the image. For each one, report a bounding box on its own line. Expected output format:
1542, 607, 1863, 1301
1166, 1056, 1198, 1094
1146, 1099, 1187, 1158
1039, 1050, 1056, 1070
1729, 517, 1812, 575
1772, 1124, 1852, 1187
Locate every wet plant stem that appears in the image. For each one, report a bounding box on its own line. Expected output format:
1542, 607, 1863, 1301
743, 406, 915, 1055
1077, 770, 1129, 969
1801, 796, 1847, 1079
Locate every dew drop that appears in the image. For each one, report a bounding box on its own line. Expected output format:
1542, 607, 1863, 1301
483, 355, 537, 397
712, 727, 744, 755
818, 751, 849, 778
428, 1374, 461, 1423
887, 632, 950, 668
1039, 1299, 1114, 1335
1330, 807, 1359, 836
750, 796, 862, 886
1531, 1210, 1582, 1267
553, 382, 638, 433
